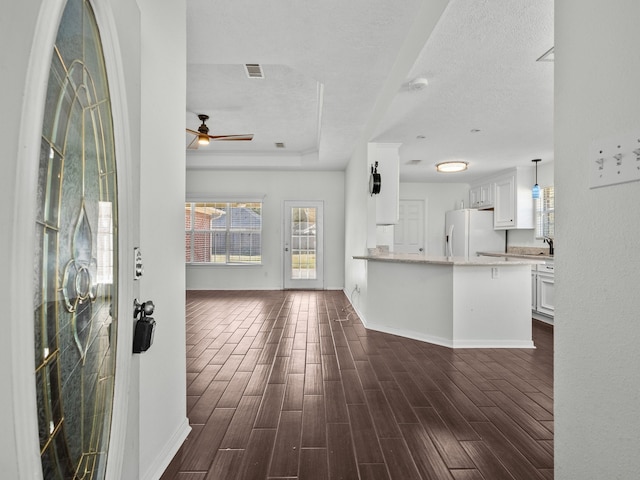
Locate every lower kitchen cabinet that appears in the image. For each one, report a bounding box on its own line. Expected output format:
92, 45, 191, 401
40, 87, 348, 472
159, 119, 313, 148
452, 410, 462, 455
532, 262, 554, 323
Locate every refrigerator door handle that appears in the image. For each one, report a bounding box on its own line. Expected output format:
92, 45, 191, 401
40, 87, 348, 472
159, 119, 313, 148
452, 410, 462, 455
446, 224, 454, 256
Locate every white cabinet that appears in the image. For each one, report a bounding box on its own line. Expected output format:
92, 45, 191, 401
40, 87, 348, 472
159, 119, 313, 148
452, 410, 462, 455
532, 262, 554, 322
481, 183, 494, 208
536, 264, 555, 317
469, 167, 534, 228
469, 182, 494, 209
470, 185, 481, 208
492, 168, 535, 230
494, 175, 515, 227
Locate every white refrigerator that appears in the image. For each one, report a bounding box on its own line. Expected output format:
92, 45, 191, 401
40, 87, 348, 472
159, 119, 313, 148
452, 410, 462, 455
445, 209, 505, 257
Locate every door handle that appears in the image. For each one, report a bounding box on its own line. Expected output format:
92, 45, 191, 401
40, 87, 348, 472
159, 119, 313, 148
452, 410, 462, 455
419, 248, 424, 252
285, 247, 289, 251
133, 299, 155, 353
133, 299, 155, 318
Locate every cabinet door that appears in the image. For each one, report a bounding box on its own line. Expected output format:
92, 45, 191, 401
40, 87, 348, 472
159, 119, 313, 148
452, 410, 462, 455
469, 186, 481, 208
480, 183, 494, 208
537, 273, 555, 317
494, 175, 515, 228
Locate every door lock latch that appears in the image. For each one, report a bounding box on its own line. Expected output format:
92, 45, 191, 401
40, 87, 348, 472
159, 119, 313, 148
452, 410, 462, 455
133, 299, 155, 353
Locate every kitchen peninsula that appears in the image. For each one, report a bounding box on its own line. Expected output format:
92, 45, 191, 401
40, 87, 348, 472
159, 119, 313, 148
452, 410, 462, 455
354, 253, 542, 348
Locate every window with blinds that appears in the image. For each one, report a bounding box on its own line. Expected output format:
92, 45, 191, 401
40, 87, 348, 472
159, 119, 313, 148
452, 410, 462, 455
185, 202, 262, 264
536, 186, 554, 239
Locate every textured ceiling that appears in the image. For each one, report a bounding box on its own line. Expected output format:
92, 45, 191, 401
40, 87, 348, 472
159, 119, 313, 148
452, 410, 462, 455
186, 0, 554, 183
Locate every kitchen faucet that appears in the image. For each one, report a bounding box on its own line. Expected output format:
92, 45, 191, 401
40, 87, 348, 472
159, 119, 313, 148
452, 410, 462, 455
544, 237, 554, 255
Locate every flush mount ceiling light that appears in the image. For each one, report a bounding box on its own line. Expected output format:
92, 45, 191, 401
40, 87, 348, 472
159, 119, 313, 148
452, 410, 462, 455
436, 161, 468, 173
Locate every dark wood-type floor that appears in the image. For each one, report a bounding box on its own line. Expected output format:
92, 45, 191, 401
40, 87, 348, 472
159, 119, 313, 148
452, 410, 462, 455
161, 290, 553, 480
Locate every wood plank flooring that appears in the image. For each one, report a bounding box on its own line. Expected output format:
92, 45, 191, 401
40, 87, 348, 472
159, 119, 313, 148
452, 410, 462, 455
161, 290, 553, 480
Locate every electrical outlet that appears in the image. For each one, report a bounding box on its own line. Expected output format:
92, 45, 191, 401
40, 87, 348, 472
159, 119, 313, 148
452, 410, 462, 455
491, 267, 499, 279
590, 132, 640, 188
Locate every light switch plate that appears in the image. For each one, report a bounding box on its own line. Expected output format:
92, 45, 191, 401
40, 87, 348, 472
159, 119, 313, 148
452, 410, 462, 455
590, 132, 640, 188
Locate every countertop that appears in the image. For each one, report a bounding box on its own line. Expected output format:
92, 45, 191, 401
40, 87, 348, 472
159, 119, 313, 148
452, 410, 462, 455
477, 251, 554, 261
353, 253, 544, 266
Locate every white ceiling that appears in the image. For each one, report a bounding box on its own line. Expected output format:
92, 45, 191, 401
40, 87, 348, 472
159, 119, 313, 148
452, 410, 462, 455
186, 0, 554, 184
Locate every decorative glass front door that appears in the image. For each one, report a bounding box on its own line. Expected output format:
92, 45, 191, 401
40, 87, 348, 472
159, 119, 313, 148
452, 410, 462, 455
33, 0, 119, 478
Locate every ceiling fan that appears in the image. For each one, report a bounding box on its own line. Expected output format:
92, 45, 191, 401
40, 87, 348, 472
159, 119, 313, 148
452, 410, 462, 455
186, 114, 253, 149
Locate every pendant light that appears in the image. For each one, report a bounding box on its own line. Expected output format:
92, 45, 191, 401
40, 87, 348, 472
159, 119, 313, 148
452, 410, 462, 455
532, 159, 541, 199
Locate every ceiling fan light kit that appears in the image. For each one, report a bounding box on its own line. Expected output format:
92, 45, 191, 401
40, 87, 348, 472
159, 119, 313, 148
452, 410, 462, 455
436, 161, 468, 173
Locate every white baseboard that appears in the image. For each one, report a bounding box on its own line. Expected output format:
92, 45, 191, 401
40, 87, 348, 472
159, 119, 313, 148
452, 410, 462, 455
141, 417, 191, 480
532, 311, 554, 325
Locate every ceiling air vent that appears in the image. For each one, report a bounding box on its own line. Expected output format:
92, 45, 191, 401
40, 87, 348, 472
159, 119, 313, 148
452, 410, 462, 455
275, 142, 285, 148
245, 63, 264, 78
406, 159, 422, 165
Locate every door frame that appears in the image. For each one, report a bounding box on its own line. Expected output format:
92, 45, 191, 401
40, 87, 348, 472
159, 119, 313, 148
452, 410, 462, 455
283, 200, 324, 289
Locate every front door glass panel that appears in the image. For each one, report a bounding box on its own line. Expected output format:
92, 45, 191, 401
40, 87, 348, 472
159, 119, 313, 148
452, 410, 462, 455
34, 0, 118, 478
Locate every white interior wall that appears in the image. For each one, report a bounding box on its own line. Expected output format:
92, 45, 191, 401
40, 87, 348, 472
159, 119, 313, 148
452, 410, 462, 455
186, 169, 345, 290
555, 1, 640, 478
343, 0, 449, 321
137, 1, 189, 479
400, 182, 470, 255
344, 142, 371, 315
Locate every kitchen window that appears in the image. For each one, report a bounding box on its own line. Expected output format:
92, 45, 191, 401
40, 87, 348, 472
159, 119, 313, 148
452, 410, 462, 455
185, 201, 262, 264
536, 186, 554, 239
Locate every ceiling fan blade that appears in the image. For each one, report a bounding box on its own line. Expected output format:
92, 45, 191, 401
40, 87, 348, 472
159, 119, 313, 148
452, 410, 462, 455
186, 128, 200, 136
209, 134, 254, 141
186, 135, 200, 150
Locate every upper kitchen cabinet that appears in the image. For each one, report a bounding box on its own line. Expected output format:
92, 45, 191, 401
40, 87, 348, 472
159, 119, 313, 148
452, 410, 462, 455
493, 167, 535, 229
469, 181, 494, 209
469, 167, 535, 229
369, 143, 401, 225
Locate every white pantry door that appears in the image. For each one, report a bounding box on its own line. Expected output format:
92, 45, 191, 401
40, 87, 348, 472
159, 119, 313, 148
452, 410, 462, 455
394, 199, 425, 254
284, 201, 324, 289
